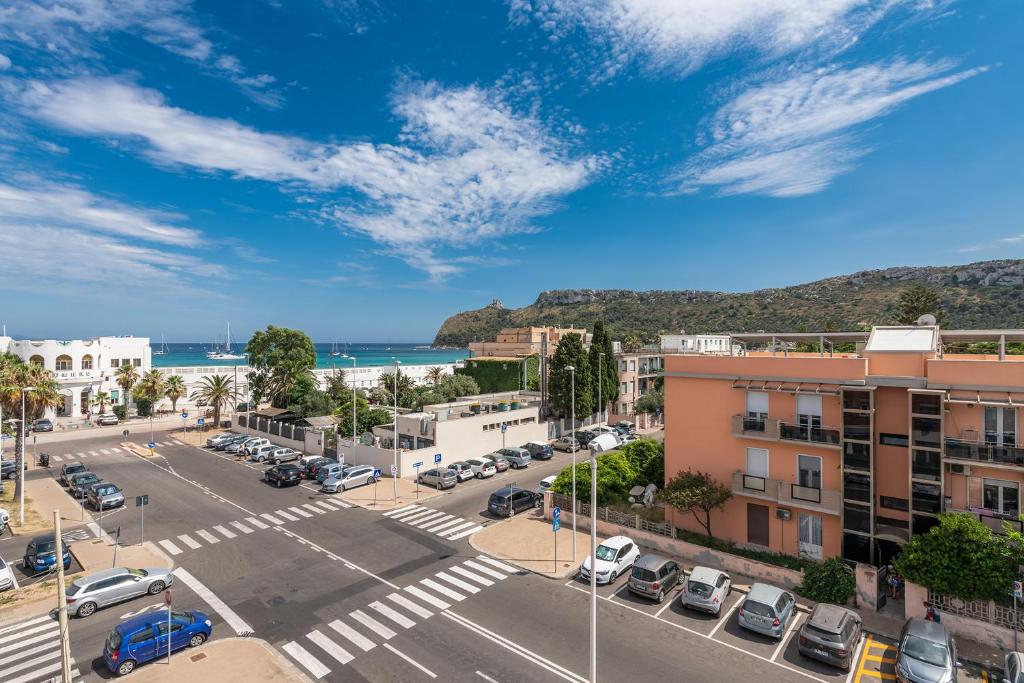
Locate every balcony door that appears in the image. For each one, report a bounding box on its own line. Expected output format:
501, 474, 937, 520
983, 478, 1019, 517
798, 514, 823, 560
747, 503, 770, 546
746, 392, 769, 431
797, 454, 822, 489
984, 407, 1017, 446
797, 395, 822, 431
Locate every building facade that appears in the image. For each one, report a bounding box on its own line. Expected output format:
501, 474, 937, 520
468, 326, 589, 358
660, 332, 737, 355
608, 351, 664, 429
0, 336, 152, 418
664, 325, 1024, 567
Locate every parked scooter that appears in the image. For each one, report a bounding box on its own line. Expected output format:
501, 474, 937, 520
37, 452, 50, 468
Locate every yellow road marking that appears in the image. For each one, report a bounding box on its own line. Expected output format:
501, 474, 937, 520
863, 654, 897, 664
982, 670, 989, 682
867, 640, 895, 650
857, 671, 896, 680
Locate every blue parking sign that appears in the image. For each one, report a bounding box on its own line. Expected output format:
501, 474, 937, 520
434, 453, 442, 464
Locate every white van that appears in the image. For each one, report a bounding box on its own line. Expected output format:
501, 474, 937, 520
588, 433, 620, 453
242, 438, 270, 456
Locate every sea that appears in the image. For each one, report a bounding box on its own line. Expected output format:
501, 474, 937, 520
151, 342, 467, 369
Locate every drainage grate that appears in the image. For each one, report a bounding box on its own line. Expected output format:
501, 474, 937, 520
190, 652, 207, 662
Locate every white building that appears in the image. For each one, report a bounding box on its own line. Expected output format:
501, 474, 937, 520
659, 332, 738, 355
0, 336, 151, 418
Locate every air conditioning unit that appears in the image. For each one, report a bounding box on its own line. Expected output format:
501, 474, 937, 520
947, 463, 971, 476
776, 508, 792, 521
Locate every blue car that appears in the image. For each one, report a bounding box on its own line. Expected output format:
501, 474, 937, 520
23, 534, 72, 574
103, 609, 212, 676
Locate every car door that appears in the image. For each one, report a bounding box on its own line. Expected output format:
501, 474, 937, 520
107, 574, 139, 603
126, 626, 158, 663
155, 620, 186, 656
665, 562, 680, 589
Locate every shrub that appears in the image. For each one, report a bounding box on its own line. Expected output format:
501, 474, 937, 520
112, 405, 126, 420
549, 451, 636, 505
619, 439, 663, 486
796, 557, 856, 605
675, 528, 805, 572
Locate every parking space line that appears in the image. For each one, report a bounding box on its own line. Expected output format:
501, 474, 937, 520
387, 592, 434, 620
845, 635, 867, 683
368, 601, 417, 629
328, 619, 376, 652
654, 595, 677, 617
195, 529, 220, 544
383, 642, 438, 679
350, 610, 397, 640
771, 612, 803, 662
283, 641, 330, 679
707, 598, 741, 638
864, 654, 896, 663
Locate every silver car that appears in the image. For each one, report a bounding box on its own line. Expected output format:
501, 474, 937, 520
269, 447, 300, 465
446, 462, 474, 482
679, 566, 732, 616
66, 567, 173, 618
895, 618, 959, 683
206, 432, 238, 447
737, 582, 796, 638
497, 447, 532, 469
321, 465, 378, 493
418, 468, 458, 490
482, 453, 510, 472
87, 482, 125, 511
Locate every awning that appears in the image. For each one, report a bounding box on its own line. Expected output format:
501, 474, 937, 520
254, 407, 296, 419
731, 379, 842, 396
944, 390, 1024, 407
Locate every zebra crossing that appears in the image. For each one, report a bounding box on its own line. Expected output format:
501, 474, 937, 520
48, 439, 188, 463
281, 555, 519, 679
154, 498, 352, 556
381, 504, 486, 540
0, 614, 81, 683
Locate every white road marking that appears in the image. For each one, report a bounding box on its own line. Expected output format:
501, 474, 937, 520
195, 529, 220, 544
88, 450, 98, 456
275, 509, 299, 521
448, 565, 494, 587
420, 578, 466, 602
396, 508, 438, 523
368, 601, 416, 629
302, 503, 326, 515
418, 514, 456, 530
476, 672, 500, 683
435, 571, 481, 594
350, 610, 396, 640
100, 449, 112, 455
0, 640, 57, 667
0, 620, 55, 645
404, 585, 451, 611
844, 635, 867, 683
313, 500, 337, 511
462, 560, 507, 581
771, 612, 803, 662
289, 506, 313, 518
328, 619, 376, 652
212, 525, 237, 539
423, 518, 464, 534
407, 510, 446, 525
383, 643, 437, 679
475, 556, 518, 573
654, 595, 676, 618
435, 521, 476, 537
708, 597, 742, 638
6, 659, 79, 683
230, 520, 255, 534
158, 539, 183, 555
75, 451, 86, 457
386, 592, 433, 620
3, 649, 64, 679
383, 504, 421, 517
177, 534, 202, 550
328, 498, 352, 508
307, 629, 354, 665
283, 641, 330, 679
0, 615, 52, 636
172, 567, 254, 635
447, 525, 484, 541
245, 516, 269, 529
261, 513, 284, 524
52, 455, 64, 462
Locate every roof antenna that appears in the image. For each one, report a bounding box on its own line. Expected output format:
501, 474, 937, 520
916, 314, 937, 327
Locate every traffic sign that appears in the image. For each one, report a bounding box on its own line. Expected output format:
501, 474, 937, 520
181, 412, 188, 419
135, 494, 149, 507
434, 453, 442, 464
412, 461, 423, 468
197, 418, 205, 426
500, 422, 507, 433
1014, 581, 1022, 599
164, 588, 172, 607
147, 442, 156, 449
553, 506, 561, 532
373, 468, 382, 478
389, 464, 398, 476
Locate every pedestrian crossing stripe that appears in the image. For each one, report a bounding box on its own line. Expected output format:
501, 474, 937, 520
283, 641, 331, 679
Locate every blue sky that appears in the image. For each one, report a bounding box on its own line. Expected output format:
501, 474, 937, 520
0, 1, 1020, 342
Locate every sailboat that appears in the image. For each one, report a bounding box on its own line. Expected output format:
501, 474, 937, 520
154, 334, 169, 355
208, 323, 246, 360
330, 338, 342, 357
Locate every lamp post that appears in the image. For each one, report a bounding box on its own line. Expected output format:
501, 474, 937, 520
589, 441, 598, 682
392, 360, 401, 502
342, 355, 357, 464
566, 366, 576, 561
20, 386, 35, 526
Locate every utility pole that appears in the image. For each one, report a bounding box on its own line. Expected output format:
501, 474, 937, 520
567, 366, 576, 561
20, 386, 35, 526
392, 360, 401, 502
54, 511, 73, 682
589, 448, 598, 683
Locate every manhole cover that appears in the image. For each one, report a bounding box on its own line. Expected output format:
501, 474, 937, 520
268, 595, 286, 607
190, 652, 207, 662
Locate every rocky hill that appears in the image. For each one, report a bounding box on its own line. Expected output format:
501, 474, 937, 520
433, 260, 1024, 347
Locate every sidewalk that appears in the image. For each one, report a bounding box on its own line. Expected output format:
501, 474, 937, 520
30, 414, 190, 444
125, 637, 309, 683
3, 474, 90, 537
341, 477, 442, 511
469, 510, 593, 579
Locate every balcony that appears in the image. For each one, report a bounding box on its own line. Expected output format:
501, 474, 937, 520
731, 471, 841, 516
944, 438, 1024, 468
731, 415, 779, 441
778, 421, 841, 448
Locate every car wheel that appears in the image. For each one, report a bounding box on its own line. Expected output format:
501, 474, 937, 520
609, 570, 617, 583
274, 459, 280, 465
475, 472, 482, 479
117, 659, 136, 676
77, 601, 97, 617
366, 476, 374, 486
656, 590, 665, 604
189, 633, 207, 648
147, 580, 166, 595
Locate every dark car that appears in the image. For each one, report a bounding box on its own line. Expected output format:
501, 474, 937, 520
69, 472, 103, 498
103, 609, 212, 676
59, 462, 89, 486
32, 419, 54, 432
522, 442, 554, 460
2, 459, 26, 480
23, 533, 72, 574
575, 430, 596, 446
798, 603, 862, 671
305, 458, 336, 480
487, 486, 539, 517
264, 464, 303, 488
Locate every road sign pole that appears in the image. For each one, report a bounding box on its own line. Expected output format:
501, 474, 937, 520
434, 453, 442, 496
141, 504, 144, 546
166, 589, 172, 664
1015, 592, 1019, 652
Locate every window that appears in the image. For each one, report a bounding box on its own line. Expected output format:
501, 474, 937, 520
911, 450, 941, 482
111, 358, 120, 368
797, 454, 822, 489
621, 382, 627, 394
745, 448, 769, 478
133, 358, 142, 367
621, 403, 628, 414
628, 361, 635, 371
911, 393, 942, 415
911, 417, 941, 448
843, 442, 871, 471
81, 354, 93, 370
911, 482, 942, 514
797, 395, 822, 431
843, 472, 871, 503
880, 496, 909, 512
843, 503, 871, 533
129, 630, 152, 644
843, 391, 871, 411
843, 412, 870, 441
876, 515, 909, 529
799, 514, 823, 549
29, 354, 45, 367
111, 390, 119, 402
985, 407, 1017, 446
912, 515, 939, 535
879, 433, 909, 448
157, 622, 183, 635
55, 354, 72, 371
745, 391, 769, 421
842, 532, 872, 564
983, 479, 1020, 516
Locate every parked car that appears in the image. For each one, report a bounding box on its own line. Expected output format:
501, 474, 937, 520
497, 447, 532, 469
487, 486, 539, 517
69, 472, 103, 498
418, 468, 458, 490
537, 475, 557, 495
264, 464, 303, 488
103, 609, 212, 676
32, 418, 54, 432
679, 566, 732, 615
242, 437, 270, 455
895, 618, 959, 683
67, 567, 173, 618
738, 583, 797, 639
1004, 652, 1024, 683
465, 458, 497, 479
592, 426, 617, 435
316, 462, 347, 483
224, 438, 251, 454
588, 433, 620, 452
0, 556, 14, 591
321, 465, 378, 493
59, 462, 89, 486
97, 414, 119, 426
552, 436, 580, 452
23, 533, 72, 574
87, 482, 125, 511
618, 434, 638, 446
219, 435, 250, 452
482, 453, 510, 472
299, 453, 328, 468
269, 447, 300, 465
628, 554, 681, 603
522, 441, 553, 460
575, 430, 596, 446
798, 603, 862, 672
248, 444, 277, 463
1, 459, 26, 480
580, 535, 640, 584
616, 421, 635, 433
446, 462, 474, 482
303, 457, 333, 479
206, 432, 237, 447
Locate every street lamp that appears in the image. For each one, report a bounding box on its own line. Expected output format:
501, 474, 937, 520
589, 443, 598, 683
342, 354, 357, 466
392, 359, 401, 502
566, 365, 576, 561
20, 386, 35, 526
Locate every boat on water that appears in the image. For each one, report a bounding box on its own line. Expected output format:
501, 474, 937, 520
207, 322, 246, 360
330, 338, 342, 357
154, 334, 169, 355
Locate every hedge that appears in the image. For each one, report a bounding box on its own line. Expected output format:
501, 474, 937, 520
455, 356, 539, 393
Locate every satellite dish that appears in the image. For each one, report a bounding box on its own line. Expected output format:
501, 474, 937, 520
916, 314, 937, 327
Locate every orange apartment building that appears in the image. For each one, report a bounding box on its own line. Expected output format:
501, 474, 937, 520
468, 326, 589, 358
664, 325, 1024, 568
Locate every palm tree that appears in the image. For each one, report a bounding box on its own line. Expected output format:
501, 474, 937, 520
164, 375, 186, 412
622, 334, 644, 353
190, 375, 234, 427
0, 353, 60, 509
136, 370, 166, 443
115, 364, 139, 411
425, 366, 446, 385
90, 391, 111, 415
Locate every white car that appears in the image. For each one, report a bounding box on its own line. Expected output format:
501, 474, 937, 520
465, 458, 497, 479
0, 556, 13, 591
446, 462, 474, 482
591, 426, 617, 435
242, 438, 270, 455
0, 507, 9, 528
248, 444, 277, 463
96, 413, 119, 426
579, 535, 640, 584
537, 475, 557, 495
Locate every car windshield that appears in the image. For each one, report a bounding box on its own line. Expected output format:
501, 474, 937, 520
171, 611, 195, 623
67, 465, 86, 474
67, 582, 81, 596
902, 635, 949, 667
128, 569, 147, 578
96, 485, 118, 495
466, 460, 482, 466
595, 545, 617, 561
688, 581, 714, 598
36, 540, 56, 554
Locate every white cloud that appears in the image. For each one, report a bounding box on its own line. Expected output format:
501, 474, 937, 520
511, 0, 912, 79
679, 60, 986, 197
20, 77, 598, 280
0, 53, 11, 70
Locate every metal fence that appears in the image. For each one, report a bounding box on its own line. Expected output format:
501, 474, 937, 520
549, 492, 673, 537
928, 590, 1024, 631
236, 413, 308, 444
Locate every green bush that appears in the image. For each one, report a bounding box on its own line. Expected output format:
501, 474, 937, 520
135, 399, 152, 417
455, 356, 537, 393
549, 451, 636, 505
796, 557, 856, 605
113, 405, 126, 420
675, 527, 806, 572
620, 439, 663, 486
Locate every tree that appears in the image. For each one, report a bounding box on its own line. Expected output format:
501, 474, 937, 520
435, 373, 479, 402
635, 390, 664, 416
894, 513, 1015, 601
136, 369, 166, 411
190, 374, 235, 427
90, 391, 111, 415
268, 359, 316, 408
163, 375, 186, 412
622, 334, 643, 353
246, 326, 317, 408
662, 469, 733, 538
549, 451, 636, 505
588, 320, 619, 415
115, 364, 139, 409
619, 439, 663, 487
894, 284, 946, 326
425, 366, 446, 385
323, 370, 349, 404
370, 370, 416, 409
0, 353, 60, 505
548, 333, 593, 419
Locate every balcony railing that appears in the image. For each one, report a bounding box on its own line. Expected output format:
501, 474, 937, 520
778, 421, 841, 447
945, 438, 1024, 467
731, 415, 779, 440
731, 471, 840, 515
